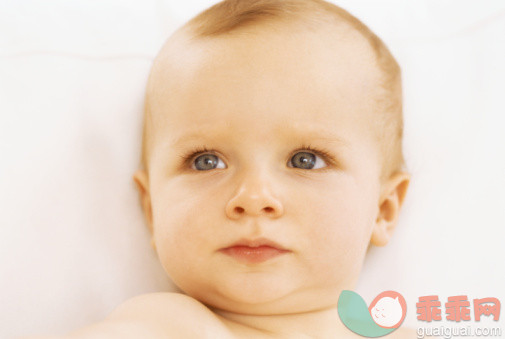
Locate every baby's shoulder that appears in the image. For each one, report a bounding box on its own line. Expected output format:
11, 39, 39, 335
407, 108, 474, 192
108, 292, 215, 321
105, 292, 233, 338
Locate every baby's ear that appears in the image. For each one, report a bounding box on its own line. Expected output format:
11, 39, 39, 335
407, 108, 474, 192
133, 170, 154, 236
371, 172, 410, 247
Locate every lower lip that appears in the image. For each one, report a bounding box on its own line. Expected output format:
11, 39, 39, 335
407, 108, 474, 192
220, 245, 289, 264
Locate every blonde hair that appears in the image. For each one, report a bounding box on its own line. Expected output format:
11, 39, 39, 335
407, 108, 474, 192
142, 0, 404, 178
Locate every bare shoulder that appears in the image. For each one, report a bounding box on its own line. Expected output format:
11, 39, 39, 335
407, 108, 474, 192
106, 292, 232, 337
62, 293, 232, 339
107, 292, 216, 321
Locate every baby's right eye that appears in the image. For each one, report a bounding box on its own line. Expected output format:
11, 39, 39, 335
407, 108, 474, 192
192, 153, 227, 171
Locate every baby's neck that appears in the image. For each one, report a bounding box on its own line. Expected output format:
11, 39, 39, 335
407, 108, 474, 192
212, 305, 353, 338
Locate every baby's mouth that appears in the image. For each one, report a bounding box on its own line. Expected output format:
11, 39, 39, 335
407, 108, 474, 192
219, 237, 290, 264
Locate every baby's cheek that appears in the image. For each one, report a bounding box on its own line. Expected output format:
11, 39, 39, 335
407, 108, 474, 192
153, 210, 208, 286
315, 193, 373, 236
156, 206, 196, 248
156, 188, 224, 252
299, 191, 374, 274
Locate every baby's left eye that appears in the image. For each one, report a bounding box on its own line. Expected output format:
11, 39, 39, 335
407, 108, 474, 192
288, 151, 327, 170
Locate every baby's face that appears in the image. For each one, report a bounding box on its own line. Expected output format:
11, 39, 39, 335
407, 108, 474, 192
143, 24, 385, 314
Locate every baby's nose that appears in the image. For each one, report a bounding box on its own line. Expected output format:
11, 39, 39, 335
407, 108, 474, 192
225, 181, 284, 220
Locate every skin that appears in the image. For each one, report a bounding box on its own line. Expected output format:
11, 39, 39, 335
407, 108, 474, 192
32, 22, 410, 339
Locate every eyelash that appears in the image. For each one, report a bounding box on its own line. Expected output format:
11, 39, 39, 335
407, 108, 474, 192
179, 146, 213, 168
179, 144, 336, 169
292, 144, 336, 167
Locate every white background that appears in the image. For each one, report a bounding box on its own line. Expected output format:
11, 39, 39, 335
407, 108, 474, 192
1, 0, 504, 337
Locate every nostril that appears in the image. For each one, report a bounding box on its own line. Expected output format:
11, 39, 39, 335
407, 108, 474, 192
234, 207, 245, 214
263, 207, 274, 213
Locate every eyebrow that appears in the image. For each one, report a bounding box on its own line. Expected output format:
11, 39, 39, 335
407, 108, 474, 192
274, 121, 350, 147
169, 124, 232, 148
169, 121, 349, 148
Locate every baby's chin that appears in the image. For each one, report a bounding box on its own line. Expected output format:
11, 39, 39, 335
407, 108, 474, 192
184, 281, 341, 316
183, 281, 293, 313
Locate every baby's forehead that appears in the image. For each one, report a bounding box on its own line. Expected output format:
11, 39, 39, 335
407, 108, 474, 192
148, 22, 380, 109
166, 22, 372, 65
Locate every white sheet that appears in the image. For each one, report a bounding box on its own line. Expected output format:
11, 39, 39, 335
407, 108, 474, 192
1, 1, 504, 337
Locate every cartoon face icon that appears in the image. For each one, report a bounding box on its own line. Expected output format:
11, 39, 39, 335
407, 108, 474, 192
339, 290, 407, 337
370, 296, 404, 328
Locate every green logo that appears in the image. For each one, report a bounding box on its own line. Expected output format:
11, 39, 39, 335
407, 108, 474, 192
338, 290, 407, 337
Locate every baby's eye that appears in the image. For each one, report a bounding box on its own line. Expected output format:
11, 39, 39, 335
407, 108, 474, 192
288, 151, 327, 170
192, 154, 226, 171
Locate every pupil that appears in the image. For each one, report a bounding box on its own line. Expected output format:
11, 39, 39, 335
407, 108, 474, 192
293, 152, 315, 169
195, 154, 218, 170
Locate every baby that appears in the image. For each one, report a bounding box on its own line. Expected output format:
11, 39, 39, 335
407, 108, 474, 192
63, 0, 412, 337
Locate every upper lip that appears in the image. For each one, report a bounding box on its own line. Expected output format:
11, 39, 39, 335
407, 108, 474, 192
221, 237, 289, 251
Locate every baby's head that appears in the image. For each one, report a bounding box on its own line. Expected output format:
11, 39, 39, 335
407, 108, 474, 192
134, 0, 410, 315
